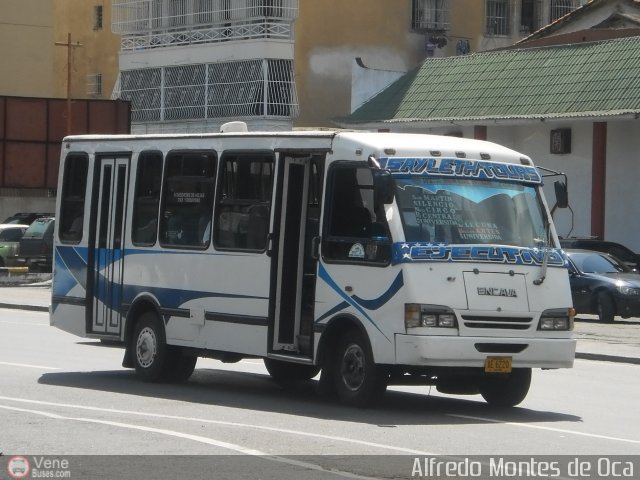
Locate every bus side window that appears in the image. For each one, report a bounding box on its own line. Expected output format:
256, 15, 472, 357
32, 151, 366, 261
214, 153, 273, 251
322, 164, 391, 265
59, 153, 89, 244
132, 152, 163, 246
158, 150, 216, 249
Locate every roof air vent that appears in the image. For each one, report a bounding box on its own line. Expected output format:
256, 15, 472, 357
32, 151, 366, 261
220, 121, 248, 133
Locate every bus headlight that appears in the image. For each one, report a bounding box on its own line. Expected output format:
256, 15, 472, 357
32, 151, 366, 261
405, 304, 458, 329
538, 308, 574, 331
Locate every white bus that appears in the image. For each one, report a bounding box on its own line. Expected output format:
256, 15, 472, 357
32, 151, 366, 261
51, 123, 576, 407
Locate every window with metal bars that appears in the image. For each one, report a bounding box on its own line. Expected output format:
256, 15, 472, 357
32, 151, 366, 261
550, 0, 579, 22
120, 59, 297, 122
94, 5, 103, 30
485, 0, 510, 36
87, 73, 103, 97
412, 0, 449, 31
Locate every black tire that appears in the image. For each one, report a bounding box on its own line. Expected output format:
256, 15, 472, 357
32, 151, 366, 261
596, 291, 615, 323
264, 358, 320, 382
164, 350, 197, 383
479, 368, 532, 407
132, 311, 170, 382
332, 329, 387, 407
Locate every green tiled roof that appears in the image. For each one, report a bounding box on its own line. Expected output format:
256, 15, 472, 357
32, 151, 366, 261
342, 36, 640, 125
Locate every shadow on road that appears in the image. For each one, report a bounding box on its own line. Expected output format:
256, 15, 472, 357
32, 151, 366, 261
38, 366, 581, 428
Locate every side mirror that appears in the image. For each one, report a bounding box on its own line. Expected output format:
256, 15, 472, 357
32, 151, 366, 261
554, 180, 568, 209
372, 169, 394, 206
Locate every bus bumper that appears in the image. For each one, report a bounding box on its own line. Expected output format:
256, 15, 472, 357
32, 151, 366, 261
395, 334, 576, 368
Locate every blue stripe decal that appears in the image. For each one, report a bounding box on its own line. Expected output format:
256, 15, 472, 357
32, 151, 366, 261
53, 245, 268, 317
351, 271, 404, 310
392, 242, 568, 267
317, 264, 403, 343
54, 246, 89, 296
315, 301, 349, 323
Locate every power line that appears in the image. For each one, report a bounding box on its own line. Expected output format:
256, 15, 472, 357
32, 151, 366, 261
0, 21, 52, 29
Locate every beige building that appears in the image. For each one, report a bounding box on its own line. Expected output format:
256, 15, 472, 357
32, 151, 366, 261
52, 0, 120, 100
0, 0, 119, 100
0, 1, 55, 97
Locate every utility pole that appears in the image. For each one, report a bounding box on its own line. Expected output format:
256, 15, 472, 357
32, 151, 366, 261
55, 33, 83, 134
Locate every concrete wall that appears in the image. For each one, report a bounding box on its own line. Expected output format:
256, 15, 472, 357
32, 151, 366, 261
0, 191, 56, 225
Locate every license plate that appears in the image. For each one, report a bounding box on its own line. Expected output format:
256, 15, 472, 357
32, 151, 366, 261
484, 356, 512, 373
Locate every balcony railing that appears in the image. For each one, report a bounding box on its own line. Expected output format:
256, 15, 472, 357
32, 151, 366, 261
113, 0, 298, 34
120, 20, 294, 50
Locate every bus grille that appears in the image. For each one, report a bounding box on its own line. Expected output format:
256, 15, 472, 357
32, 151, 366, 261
461, 315, 533, 330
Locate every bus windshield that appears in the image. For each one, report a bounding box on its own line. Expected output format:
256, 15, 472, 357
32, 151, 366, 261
394, 177, 547, 248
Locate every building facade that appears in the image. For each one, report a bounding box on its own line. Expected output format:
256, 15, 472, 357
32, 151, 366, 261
0, 1, 55, 97
108, 1, 588, 132
52, 0, 121, 101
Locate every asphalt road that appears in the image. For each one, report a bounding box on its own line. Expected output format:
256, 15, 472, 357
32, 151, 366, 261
1, 308, 639, 479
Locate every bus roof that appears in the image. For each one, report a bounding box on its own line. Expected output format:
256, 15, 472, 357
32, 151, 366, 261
62, 129, 531, 165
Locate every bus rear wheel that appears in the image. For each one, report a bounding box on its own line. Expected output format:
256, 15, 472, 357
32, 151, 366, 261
479, 368, 531, 407
132, 312, 197, 383
332, 329, 387, 407
132, 312, 170, 382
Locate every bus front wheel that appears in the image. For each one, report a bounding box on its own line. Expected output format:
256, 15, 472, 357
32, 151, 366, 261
479, 368, 531, 407
332, 329, 387, 407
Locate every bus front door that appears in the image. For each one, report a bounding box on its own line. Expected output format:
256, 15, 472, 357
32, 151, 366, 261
272, 154, 323, 356
90, 156, 130, 336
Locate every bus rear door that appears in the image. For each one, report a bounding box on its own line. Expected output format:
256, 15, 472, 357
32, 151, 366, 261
89, 155, 130, 336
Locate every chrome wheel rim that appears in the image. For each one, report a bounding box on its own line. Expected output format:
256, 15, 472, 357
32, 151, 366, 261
340, 344, 366, 391
136, 326, 157, 368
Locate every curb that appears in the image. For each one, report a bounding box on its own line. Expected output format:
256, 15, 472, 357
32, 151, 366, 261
575, 352, 640, 365
0, 302, 49, 313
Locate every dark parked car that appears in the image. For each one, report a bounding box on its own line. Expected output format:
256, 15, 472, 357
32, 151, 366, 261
0, 224, 29, 267
560, 237, 640, 271
16, 217, 55, 272
565, 249, 640, 323
2, 212, 54, 226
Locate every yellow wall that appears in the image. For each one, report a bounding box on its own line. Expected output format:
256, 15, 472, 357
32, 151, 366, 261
295, 0, 426, 127
447, 0, 485, 56
53, 0, 120, 99
0, 0, 55, 97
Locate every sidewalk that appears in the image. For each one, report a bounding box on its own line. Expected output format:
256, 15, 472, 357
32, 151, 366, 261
1, 283, 639, 365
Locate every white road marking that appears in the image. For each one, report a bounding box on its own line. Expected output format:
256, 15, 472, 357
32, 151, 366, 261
0, 403, 382, 480
449, 413, 640, 445
0, 361, 59, 370
0, 395, 437, 455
